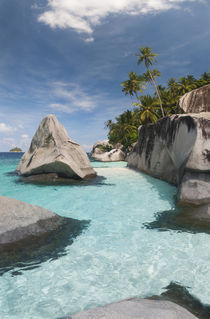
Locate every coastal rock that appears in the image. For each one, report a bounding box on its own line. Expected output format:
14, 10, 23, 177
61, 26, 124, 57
66, 298, 197, 319
127, 113, 210, 206
0, 195, 64, 244
17, 115, 96, 180
179, 84, 210, 113
90, 140, 125, 162
178, 172, 210, 206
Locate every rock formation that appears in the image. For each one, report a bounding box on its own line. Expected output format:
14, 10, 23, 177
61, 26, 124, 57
0, 195, 64, 244
179, 84, 210, 113
65, 298, 197, 319
127, 113, 210, 207
17, 115, 96, 180
90, 140, 126, 161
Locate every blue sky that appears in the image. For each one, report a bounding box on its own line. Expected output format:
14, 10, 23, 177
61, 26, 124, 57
0, 0, 209, 151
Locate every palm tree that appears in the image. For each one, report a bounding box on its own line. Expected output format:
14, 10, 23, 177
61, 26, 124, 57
121, 72, 145, 99
135, 46, 165, 117
133, 95, 160, 124
177, 77, 196, 96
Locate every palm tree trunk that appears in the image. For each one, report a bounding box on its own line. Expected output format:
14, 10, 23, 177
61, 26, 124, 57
148, 69, 165, 117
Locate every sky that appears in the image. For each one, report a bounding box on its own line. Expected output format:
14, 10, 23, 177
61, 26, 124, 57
0, 0, 209, 151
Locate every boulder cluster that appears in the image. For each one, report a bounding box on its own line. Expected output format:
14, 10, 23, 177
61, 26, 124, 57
127, 84, 210, 211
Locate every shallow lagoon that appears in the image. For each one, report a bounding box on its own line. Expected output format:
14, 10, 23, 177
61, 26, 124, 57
0, 153, 209, 318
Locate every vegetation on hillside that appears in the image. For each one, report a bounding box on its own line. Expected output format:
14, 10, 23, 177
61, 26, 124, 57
9, 147, 22, 152
105, 46, 210, 151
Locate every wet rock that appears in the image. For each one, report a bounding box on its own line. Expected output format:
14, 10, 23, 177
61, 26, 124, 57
65, 298, 198, 319
179, 84, 210, 113
17, 114, 96, 180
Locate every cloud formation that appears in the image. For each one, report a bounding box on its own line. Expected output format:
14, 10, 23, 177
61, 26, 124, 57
38, 0, 198, 36
0, 123, 16, 134
49, 82, 99, 113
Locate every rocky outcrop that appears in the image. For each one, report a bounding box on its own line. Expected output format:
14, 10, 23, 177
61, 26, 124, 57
127, 113, 210, 206
65, 298, 197, 319
179, 84, 210, 113
0, 195, 64, 244
90, 140, 126, 162
17, 115, 96, 180
179, 172, 210, 206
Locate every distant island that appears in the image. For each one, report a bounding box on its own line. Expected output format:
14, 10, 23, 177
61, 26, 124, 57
9, 147, 22, 152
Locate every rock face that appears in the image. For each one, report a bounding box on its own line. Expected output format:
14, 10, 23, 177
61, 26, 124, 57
17, 115, 96, 179
66, 298, 197, 319
179, 84, 210, 113
90, 140, 126, 162
0, 195, 64, 244
127, 113, 210, 206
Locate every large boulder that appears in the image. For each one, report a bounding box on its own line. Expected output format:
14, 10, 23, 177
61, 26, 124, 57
65, 298, 197, 319
179, 84, 210, 113
127, 113, 210, 206
17, 115, 96, 180
90, 140, 126, 162
0, 195, 64, 244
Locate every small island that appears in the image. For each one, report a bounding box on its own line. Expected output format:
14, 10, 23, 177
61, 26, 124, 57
9, 147, 22, 152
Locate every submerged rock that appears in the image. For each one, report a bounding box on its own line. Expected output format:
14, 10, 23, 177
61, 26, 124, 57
0, 195, 64, 244
17, 114, 96, 180
0, 196, 89, 274
90, 140, 125, 162
179, 84, 210, 113
127, 113, 210, 207
66, 298, 197, 319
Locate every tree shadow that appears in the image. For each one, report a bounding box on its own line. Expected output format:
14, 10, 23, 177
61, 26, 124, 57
0, 217, 90, 276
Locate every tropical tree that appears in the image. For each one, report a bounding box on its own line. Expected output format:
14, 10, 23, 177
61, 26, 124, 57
177, 76, 197, 96
121, 72, 145, 99
133, 95, 160, 124
135, 46, 165, 117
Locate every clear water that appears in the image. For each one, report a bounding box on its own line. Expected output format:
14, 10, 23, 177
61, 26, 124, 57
0, 153, 209, 319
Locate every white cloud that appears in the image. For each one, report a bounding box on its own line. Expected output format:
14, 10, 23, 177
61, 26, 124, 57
84, 37, 95, 43
49, 103, 74, 113
19, 134, 31, 150
49, 82, 99, 113
38, 0, 200, 38
21, 134, 29, 139
0, 123, 16, 134
2, 137, 16, 146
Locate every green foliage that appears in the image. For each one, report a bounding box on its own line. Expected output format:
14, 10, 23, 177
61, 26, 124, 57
106, 71, 210, 151
108, 46, 210, 151
9, 147, 22, 152
98, 145, 113, 152
121, 72, 145, 99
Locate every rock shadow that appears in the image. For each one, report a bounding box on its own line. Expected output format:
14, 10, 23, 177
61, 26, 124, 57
151, 282, 210, 319
144, 204, 210, 234
0, 217, 90, 276
5, 171, 115, 187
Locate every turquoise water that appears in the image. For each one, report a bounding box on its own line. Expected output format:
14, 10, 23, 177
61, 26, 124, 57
0, 153, 209, 318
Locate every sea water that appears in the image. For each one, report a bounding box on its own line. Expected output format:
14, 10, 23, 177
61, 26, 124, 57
0, 153, 209, 318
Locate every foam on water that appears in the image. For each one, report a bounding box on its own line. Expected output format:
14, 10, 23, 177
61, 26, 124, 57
0, 153, 209, 318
